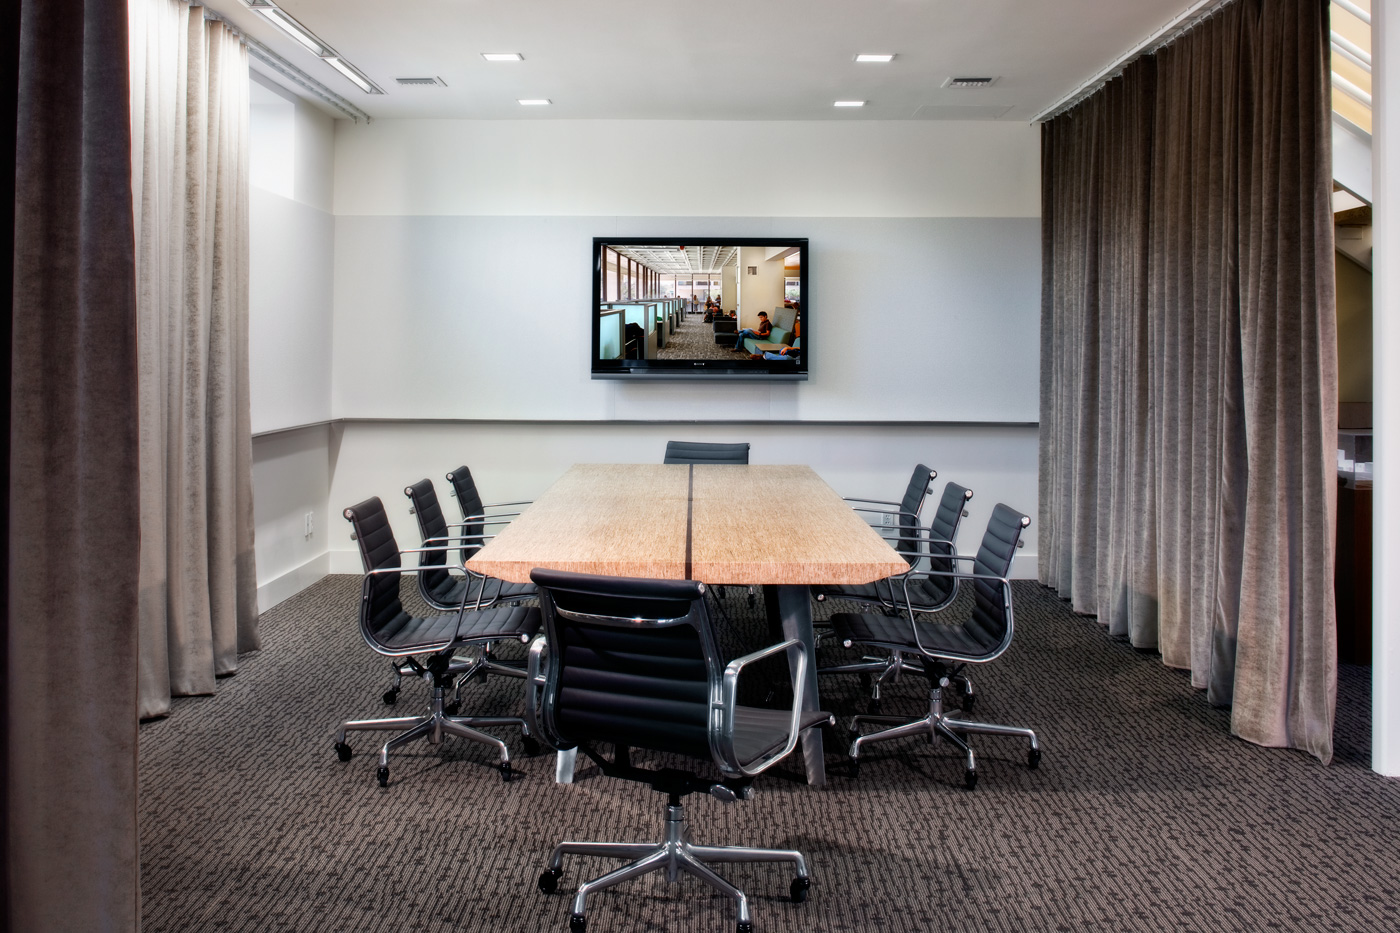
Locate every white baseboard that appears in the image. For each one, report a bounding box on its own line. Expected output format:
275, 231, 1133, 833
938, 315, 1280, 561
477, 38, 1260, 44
257, 552, 332, 612
329, 548, 364, 575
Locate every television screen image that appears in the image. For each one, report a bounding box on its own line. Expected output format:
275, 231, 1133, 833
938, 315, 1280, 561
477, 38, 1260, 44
592, 237, 807, 381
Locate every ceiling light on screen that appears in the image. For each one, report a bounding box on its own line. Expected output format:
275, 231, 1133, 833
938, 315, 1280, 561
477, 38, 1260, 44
482, 52, 525, 62
833, 100, 866, 107
518, 99, 552, 106
855, 53, 895, 62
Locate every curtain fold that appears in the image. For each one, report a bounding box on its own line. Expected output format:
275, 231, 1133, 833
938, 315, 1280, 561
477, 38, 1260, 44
1039, 0, 1338, 762
9, 0, 141, 927
131, 0, 257, 719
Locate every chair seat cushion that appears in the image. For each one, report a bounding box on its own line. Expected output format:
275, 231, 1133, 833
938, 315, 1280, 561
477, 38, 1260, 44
731, 707, 832, 768
816, 574, 954, 611
423, 573, 537, 610
377, 605, 540, 652
829, 611, 995, 659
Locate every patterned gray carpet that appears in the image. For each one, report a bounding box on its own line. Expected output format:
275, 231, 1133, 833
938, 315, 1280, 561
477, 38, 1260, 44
139, 577, 1399, 933
657, 317, 751, 360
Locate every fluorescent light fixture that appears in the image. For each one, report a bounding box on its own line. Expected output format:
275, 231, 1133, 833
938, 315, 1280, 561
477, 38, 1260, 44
833, 100, 866, 107
855, 53, 895, 62
258, 7, 324, 55
324, 57, 372, 93
517, 98, 551, 106
482, 52, 524, 62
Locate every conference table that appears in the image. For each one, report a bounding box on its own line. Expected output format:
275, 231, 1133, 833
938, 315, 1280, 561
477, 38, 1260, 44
466, 463, 909, 786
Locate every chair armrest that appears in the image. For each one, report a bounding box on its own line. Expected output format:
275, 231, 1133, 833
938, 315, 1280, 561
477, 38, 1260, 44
453, 513, 521, 524
481, 500, 533, 509
524, 635, 563, 751
895, 573, 1017, 663
850, 506, 921, 520
843, 496, 905, 507
714, 638, 807, 777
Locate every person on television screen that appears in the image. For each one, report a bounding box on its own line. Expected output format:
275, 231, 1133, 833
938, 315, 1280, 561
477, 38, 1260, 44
733, 311, 772, 350
753, 343, 799, 362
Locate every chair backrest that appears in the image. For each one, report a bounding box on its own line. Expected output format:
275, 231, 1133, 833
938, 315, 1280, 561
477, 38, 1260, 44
445, 465, 486, 564
964, 504, 1030, 649
343, 496, 410, 640
404, 479, 454, 598
904, 481, 976, 611
893, 463, 938, 564
530, 569, 721, 760
663, 441, 750, 465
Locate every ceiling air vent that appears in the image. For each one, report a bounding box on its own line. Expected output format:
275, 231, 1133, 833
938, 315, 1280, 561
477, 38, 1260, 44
394, 76, 447, 87
942, 76, 998, 89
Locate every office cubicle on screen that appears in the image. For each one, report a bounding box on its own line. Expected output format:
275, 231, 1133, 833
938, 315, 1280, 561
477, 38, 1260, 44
592, 237, 808, 381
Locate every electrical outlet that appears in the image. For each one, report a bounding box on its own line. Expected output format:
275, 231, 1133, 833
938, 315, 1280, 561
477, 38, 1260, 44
882, 512, 895, 527
304, 511, 314, 537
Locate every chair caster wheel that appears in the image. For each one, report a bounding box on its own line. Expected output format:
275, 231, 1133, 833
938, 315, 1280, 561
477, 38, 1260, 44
790, 876, 810, 903
522, 735, 541, 756
537, 868, 561, 894
376, 766, 389, 788
444, 701, 461, 716
866, 698, 881, 715
963, 768, 978, 790
499, 761, 514, 783
737, 922, 753, 933
846, 756, 861, 778
382, 689, 398, 706
569, 914, 586, 932
960, 694, 976, 713
858, 673, 872, 693
746, 593, 756, 609
334, 741, 352, 762
1028, 747, 1041, 770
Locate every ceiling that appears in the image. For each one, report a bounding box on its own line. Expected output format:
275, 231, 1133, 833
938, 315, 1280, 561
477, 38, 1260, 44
611, 246, 739, 275
213, 0, 1200, 122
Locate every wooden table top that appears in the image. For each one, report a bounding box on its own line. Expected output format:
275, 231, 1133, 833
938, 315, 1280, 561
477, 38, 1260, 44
467, 463, 909, 586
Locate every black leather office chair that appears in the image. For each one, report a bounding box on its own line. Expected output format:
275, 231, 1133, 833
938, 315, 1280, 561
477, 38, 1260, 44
444, 464, 537, 596
663, 440, 750, 465
841, 462, 938, 552
816, 481, 975, 712
526, 569, 831, 933
334, 497, 541, 787
402, 478, 531, 702
831, 504, 1041, 789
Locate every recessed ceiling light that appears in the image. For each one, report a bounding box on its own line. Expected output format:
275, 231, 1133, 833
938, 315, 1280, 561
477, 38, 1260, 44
325, 57, 372, 93
855, 53, 895, 63
833, 100, 866, 107
482, 52, 524, 62
256, 7, 325, 55
518, 99, 552, 106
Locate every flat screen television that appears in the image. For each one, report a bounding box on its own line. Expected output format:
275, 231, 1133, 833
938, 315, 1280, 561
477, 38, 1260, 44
592, 236, 807, 381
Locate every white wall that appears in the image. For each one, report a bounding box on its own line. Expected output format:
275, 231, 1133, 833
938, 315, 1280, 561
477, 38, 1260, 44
249, 76, 337, 609
253, 424, 334, 610
333, 120, 1039, 218
312, 117, 1044, 586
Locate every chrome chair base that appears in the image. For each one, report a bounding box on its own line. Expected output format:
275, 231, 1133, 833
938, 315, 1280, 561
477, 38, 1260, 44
848, 681, 1038, 789
384, 644, 527, 708
821, 653, 975, 712
335, 680, 531, 786
539, 802, 810, 932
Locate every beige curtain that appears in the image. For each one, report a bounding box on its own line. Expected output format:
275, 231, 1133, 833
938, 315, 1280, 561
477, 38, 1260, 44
1039, 0, 1338, 762
9, 0, 141, 928
130, 0, 258, 719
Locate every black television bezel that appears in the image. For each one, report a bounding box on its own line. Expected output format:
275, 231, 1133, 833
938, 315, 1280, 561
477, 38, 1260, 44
591, 236, 808, 381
